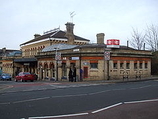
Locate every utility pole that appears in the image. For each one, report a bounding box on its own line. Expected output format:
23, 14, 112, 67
54, 47, 60, 81
104, 48, 111, 80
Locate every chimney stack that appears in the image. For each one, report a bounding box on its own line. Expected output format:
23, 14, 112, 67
96, 33, 105, 44
65, 22, 75, 45
34, 34, 41, 39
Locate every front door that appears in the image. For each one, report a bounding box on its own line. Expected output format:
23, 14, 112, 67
83, 67, 88, 78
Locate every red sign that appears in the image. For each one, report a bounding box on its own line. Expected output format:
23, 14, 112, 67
107, 39, 120, 48
107, 39, 120, 45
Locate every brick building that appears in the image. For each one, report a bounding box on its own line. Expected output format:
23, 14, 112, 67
1, 22, 152, 81
37, 34, 152, 81
11, 22, 90, 78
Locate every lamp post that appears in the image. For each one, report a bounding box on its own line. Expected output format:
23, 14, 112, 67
54, 47, 60, 81
104, 48, 111, 80
79, 46, 82, 81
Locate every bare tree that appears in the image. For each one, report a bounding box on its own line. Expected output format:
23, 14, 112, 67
129, 28, 145, 50
145, 24, 158, 52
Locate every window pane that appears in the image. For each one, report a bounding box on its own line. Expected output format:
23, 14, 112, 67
134, 63, 137, 69
120, 63, 123, 69
113, 63, 117, 69
126, 63, 130, 69
90, 63, 98, 69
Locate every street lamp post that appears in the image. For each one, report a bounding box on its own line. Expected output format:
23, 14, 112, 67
54, 48, 59, 81
104, 48, 111, 80
79, 46, 82, 81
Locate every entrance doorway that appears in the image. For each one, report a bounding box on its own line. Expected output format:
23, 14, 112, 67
83, 67, 88, 78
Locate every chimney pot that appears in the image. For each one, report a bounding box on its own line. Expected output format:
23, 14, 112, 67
34, 34, 41, 39
65, 22, 75, 45
96, 33, 105, 44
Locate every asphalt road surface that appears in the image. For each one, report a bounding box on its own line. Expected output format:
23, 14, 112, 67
0, 80, 158, 119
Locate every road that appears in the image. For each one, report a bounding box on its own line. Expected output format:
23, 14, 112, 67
0, 80, 158, 119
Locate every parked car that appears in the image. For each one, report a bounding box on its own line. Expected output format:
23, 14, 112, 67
0, 73, 12, 81
15, 72, 35, 82
31, 73, 38, 80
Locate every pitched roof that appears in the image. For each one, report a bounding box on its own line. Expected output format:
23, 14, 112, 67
42, 43, 77, 52
20, 30, 90, 46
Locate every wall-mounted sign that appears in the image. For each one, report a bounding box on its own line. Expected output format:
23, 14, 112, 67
73, 49, 80, 52
83, 62, 89, 65
71, 57, 79, 60
24, 63, 30, 66
55, 52, 61, 60
104, 51, 110, 60
107, 39, 120, 48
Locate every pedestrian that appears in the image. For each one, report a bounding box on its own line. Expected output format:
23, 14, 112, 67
73, 67, 76, 82
69, 68, 73, 82
80, 69, 83, 81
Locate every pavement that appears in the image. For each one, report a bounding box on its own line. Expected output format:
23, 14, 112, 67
0, 76, 158, 93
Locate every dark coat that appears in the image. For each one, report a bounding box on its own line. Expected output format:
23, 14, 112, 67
69, 69, 73, 81
73, 68, 76, 77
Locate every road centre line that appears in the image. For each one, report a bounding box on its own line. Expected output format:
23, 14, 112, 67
0, 84, 154, 105
51, 93, 88, 98
28, 112, 89, 119
13, 97, 50, 104
130, 85, 151, 90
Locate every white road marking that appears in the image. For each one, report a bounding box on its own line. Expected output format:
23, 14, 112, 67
91, 102, 122, 114
13, 97, 50, 104
0, 102, 11, 105
26, 98, 158, 118
28, 112, 88, 119
124, 98, 158, 104
130, 85, 151, 90
0, 83, 156, 105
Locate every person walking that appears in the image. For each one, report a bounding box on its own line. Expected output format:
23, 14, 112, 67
73, 67, 76, 82
80, 68, 83, 81
69, 68, 73, 82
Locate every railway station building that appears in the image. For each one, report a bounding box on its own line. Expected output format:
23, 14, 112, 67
1, 22, 152, 81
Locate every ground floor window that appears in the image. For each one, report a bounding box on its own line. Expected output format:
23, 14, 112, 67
90, 63, 98, 69
134, 63, 137, 69
120, 63, 124, 69
113, 63, 117, 69
145, 63, 148, 69
126, 63, 130, 69
139, 63, 143, 69
62, 63, 67, 76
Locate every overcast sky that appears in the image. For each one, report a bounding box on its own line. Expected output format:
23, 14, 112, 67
0, 0, 158, 49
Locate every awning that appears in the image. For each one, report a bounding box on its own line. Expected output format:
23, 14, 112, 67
14, 58, 37, 63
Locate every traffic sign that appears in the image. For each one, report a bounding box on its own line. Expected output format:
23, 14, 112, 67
104, 51, 110, 60
55, 52, 61, 60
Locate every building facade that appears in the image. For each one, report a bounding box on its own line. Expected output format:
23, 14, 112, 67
8, 22, 90, 78
0, 48, 22, 76
37, 40, 152, 81
1, 22, 152, 81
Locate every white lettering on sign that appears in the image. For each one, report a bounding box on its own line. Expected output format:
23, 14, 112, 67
71, 57, 79, 60
107, 39, 120, 48
73, 49, 80, 52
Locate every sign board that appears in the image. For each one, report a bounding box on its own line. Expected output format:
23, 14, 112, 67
24, 63, 30, 66
83, 62, 89, 65
107, 39, 120, 48
55, 52, 61, 60
73, 49, 80, 52
104, 51, 110, 60
71, 57, 79, 60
